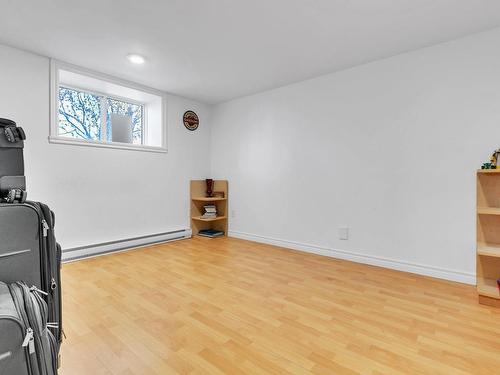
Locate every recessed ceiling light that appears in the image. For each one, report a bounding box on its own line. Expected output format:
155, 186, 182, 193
127, 54, 145, 65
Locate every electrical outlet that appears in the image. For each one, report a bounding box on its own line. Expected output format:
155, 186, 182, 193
339, 227, 349, 240
231, 209, 236, 218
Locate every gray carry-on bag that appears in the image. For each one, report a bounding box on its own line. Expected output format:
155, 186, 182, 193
0, 281, 58, 375
0, 118, 26, 204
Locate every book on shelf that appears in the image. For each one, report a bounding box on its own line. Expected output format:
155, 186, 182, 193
201, 213, 217, 219
198, 229, 224, 238
201, 204, 218, 218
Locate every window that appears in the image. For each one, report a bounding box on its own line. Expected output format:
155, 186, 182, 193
58, 87, 145, 145
50, 60, 166, 152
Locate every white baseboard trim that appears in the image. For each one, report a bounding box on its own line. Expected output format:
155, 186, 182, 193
229, 230, 475, 285
62, 229, 192, 262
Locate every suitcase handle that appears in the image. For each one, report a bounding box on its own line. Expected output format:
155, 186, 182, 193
0, 118, 26, 143
0, 118, 16, 127
2, 188, 27, 204
4, 126, 26, 143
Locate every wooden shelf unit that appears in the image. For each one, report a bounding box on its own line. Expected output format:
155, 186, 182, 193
476, 170, 500, 306
190, 180, 228, 237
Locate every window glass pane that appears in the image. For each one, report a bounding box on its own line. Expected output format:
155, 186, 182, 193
58, 87, 102, 140
106, 98, 143, 145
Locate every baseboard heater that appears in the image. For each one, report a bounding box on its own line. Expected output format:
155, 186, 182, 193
62, 228, 192, 262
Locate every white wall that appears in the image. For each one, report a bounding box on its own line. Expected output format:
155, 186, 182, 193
211, 28, 500, 284
0, 44, 212, 249
3, 26, 500, 282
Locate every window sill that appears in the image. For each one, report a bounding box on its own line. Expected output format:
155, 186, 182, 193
48, 136, 167, 153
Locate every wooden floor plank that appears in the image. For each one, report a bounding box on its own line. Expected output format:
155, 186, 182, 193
59, 237, 500, 374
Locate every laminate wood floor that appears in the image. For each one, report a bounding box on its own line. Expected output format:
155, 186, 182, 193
59, 237, 500, 375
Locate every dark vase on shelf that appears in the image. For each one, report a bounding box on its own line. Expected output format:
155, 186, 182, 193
206, 179, 214, 197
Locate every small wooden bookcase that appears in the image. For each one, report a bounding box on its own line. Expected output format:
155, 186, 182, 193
190, 180, 228, 237
477, 169, 500, 307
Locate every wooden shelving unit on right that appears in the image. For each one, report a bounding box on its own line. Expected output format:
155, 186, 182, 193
477, 169, 500, 307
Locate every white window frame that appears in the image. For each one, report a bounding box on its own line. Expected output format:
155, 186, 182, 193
50, 59, 167, 153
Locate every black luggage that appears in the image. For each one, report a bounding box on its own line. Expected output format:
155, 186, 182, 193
0, 281, 58, 374
0, 119, 62, 369
0, 118, 27, 203
0, 202, 63, 345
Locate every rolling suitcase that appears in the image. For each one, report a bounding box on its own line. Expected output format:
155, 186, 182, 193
0, 281, 58, 374
0, 201, 63, 346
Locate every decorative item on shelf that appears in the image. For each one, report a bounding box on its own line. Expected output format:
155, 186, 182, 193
491, 149, 500, 168
482, 149, 500, 169
497, 278, 500, 290
205, 179, 214, 197
183, 110, 199, 131
213, 191, 225, 198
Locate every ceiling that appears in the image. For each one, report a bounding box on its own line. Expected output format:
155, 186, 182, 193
1, 0, 500, 104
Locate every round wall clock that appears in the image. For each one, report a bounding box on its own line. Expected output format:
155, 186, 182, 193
183, 110, 199, 131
